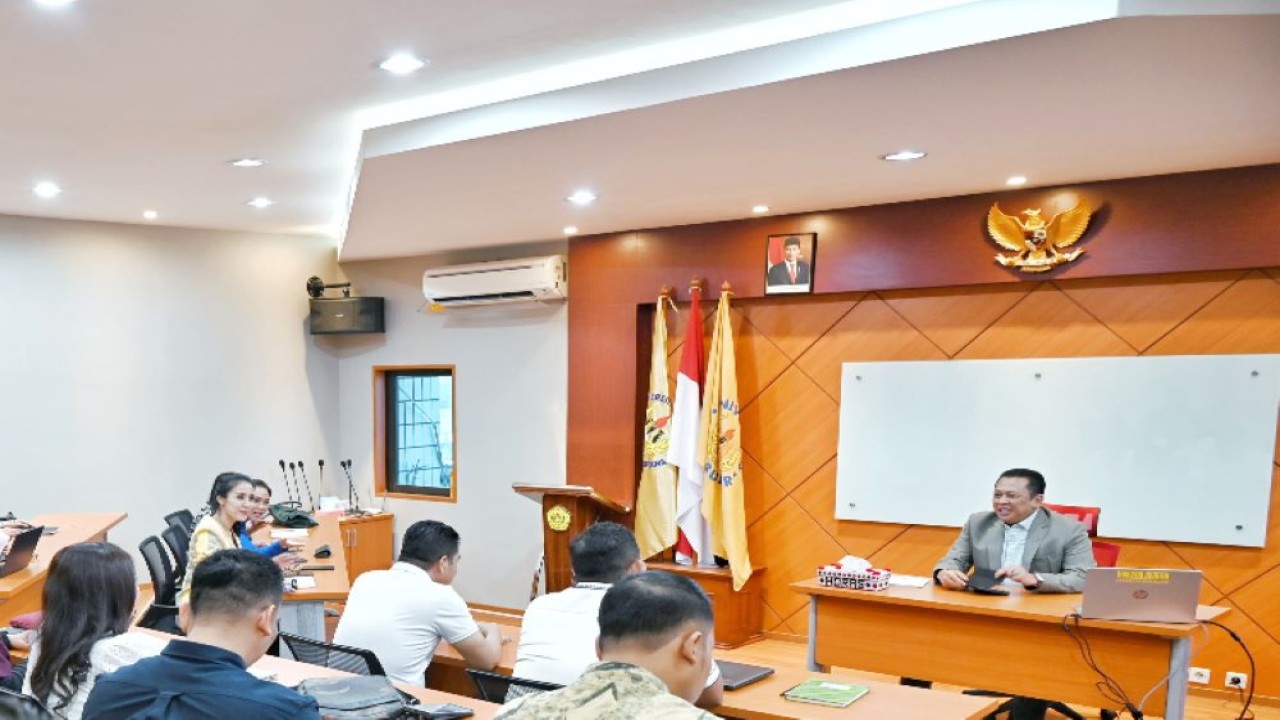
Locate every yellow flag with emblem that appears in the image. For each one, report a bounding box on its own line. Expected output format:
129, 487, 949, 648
635, 295, 678, 559
699, 289, 753, 590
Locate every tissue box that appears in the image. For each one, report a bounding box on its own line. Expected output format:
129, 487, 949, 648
817, 565, 891, 591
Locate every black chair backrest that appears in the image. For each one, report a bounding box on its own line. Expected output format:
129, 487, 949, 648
160, 523, 190, 579
138, 535, 177, 605
278, 633, 386, 676
164, 509, 195, 534
0, 686, 58, 720
465, 668, 562, 703
135, 603, 183, 635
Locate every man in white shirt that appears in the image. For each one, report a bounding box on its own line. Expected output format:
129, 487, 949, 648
333, 520, 504, 685
512, 522, 722, 708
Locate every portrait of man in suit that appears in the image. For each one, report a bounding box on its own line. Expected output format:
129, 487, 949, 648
765, 233, 815, 294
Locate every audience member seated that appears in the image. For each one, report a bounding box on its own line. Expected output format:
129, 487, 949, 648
241, 479, 304, 570
179, 472, 257, 604
333, 520, 505, 686
22, 543, 165, 719
496, 571, 718, 720
83, 549, 320, 719
512, 522, 722, 707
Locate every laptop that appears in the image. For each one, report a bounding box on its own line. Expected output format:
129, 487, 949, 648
0, 526, 43, 578
717, 660, 775, 690
1079, 568, 1201, 623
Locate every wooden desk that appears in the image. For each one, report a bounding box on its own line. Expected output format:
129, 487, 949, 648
0, 513, 126, 619
712, 661, 996, 720
265, 515, 350, 640
430, 614, 521, 696
432, 616, 996, 718
793, 579, 1229, 720
253, 649, 498, 720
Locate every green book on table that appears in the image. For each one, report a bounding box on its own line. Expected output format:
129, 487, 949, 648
781, 678, 870, 708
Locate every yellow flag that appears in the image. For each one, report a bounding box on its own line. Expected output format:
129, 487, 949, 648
635, 296, 678, 559
699, 291, 753, 590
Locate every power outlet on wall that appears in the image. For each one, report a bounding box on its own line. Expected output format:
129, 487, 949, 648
1226, 672, 1248, 689
1188, 667, 1210, 685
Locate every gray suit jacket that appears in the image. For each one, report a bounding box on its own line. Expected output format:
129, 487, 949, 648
933, 507, 1095, 593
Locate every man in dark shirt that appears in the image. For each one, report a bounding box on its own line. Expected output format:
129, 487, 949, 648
83, 549, 319, 719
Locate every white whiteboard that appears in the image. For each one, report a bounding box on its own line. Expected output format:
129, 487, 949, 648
834, 355, 1280, 547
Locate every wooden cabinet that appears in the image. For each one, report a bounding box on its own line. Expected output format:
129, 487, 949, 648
648, 561, 764, 649
338, 513, 394, 585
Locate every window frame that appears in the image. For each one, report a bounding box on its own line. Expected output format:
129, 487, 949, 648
373, 364, 458, 503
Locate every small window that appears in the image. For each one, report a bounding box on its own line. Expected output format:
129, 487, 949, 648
374, 366, 457, 501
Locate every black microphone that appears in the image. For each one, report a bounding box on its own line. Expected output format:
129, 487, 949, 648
287, 462, 302, 505
278, 460, 295, 504
342, 459, 362, 512
297, 460, 316, 512
317, 460, 325, 503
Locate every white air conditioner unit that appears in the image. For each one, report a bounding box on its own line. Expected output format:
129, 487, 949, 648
421, 255, 567, 308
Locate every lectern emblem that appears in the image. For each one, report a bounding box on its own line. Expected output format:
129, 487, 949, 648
546, 504, 572, 533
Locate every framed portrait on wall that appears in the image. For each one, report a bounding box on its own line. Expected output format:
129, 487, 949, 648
764, 233, 816, 295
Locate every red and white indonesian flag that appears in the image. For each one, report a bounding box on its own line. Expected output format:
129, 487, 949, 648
666, 286, 713, 564
700, 290, 753, 590
634, 295, 678, 559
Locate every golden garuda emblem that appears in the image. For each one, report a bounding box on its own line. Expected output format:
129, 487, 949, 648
987, 200, 1093, 273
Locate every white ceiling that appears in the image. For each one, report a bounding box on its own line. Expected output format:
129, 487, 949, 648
4, 1, 1278, 260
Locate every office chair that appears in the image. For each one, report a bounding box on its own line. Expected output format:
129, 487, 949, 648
137, 535, 182, 635
278, 633, 386, 676
160, 523, 190, 579
465, 668, 562, 703
1042, 504, 1100, 537
163, 509, 195, 534
0, 686, 57, 720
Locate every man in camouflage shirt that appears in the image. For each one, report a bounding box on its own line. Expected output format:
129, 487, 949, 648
496, 571, 719, 720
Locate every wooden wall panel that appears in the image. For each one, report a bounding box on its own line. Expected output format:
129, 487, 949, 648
566, 164, 1280, 700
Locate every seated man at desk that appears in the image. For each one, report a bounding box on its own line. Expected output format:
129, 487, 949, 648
934, 468, 1095, 593
511, 522, 721, 707
83, 549, 320, 719
334, 519, 504, 685
497, 571, 718, 720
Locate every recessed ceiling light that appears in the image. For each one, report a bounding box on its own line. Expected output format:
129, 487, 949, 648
563, 226, 579, 236
752, 205, 770, 214
566, 190, 597, 206
247, 197, 275, 208
33, 0, 77, 7
1006, 175, 1028, 187
230, 158, 266, 168
881, 150, 927, 162
379, 53, 427, 75
142, 210, 159, 221
32, 181, 61, 199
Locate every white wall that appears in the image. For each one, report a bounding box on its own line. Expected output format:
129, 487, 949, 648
336, 241, 567, 609
0, 213, 341, 572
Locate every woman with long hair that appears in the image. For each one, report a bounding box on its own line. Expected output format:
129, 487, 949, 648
241, 479, 304, 566
22, 543, 164, 718
178, 472, 255, 604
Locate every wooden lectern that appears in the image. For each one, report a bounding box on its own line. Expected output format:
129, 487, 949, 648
512, 484, 630, 592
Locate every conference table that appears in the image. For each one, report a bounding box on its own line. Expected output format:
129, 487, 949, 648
253, 645, 499, 720
258, 514, 350, 642
433, 613, 999, 719
0, 512, 127, 620
793, 579, 1229, 720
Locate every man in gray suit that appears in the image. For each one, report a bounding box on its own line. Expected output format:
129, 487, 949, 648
934, 468, 1095, 593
